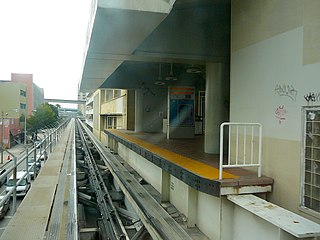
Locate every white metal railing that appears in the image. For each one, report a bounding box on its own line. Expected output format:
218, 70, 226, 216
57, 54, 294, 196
219, 122, 262, 180
0, 119, 69, 214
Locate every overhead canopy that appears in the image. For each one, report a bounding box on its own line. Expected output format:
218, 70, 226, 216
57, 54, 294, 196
80, 0, 231, 92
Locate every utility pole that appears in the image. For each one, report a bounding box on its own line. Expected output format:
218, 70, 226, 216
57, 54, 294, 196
1, 111, 8, 164
24, 101, 27, 145
1, 111, 4, 164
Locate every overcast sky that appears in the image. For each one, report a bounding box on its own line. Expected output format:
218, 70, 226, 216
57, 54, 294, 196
0, 0, 92, 107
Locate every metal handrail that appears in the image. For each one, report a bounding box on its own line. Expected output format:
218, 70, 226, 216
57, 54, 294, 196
0, 119, 70, 213
219, 122, 262, 180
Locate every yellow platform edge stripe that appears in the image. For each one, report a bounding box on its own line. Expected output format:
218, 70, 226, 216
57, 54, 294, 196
107, 130, 238, 180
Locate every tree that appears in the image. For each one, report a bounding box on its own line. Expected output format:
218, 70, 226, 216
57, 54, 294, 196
27, 103, 60, 134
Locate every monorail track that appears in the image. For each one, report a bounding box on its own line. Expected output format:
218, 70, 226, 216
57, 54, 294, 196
75, 119, 191, 240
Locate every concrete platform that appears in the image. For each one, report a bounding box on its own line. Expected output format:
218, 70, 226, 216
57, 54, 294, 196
105, 129, 273, 196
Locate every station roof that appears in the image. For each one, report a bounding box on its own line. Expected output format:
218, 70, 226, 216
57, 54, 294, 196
80, 0, 231, 93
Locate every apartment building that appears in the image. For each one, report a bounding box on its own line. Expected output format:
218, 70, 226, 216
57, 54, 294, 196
85, 89, 135, 145
0, 81, 27, 148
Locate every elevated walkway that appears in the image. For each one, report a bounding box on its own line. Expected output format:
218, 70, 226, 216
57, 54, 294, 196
0, 120, 76, 240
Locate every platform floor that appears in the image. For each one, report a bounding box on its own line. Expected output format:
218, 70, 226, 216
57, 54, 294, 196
108, 130, 273, 186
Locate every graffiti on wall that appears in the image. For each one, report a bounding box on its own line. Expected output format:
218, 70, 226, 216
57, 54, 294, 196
304, 92, 320, 103
275, 105, 287, 124
275, 84, 298, 101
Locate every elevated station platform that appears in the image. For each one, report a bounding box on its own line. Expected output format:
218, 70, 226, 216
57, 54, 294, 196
104, 129, 273, 196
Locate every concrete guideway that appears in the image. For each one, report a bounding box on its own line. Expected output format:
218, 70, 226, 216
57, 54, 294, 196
0, 120, 75, 240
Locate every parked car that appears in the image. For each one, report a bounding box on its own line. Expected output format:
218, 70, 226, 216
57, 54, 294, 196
39, 151, 48, 161
6, 171, 31, 197
0, 169, 7, 186
28, 158, 41, 168
0, 196, 10, 219
28, 159, 41, 179
28, 165, 41, 179
34, 140, 42, 149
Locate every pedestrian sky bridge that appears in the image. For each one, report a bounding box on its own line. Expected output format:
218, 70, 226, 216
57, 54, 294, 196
44, 98, 86, 104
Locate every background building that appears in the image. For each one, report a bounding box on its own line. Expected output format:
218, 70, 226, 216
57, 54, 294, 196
0, 73, 44, 148
11, 73, 44, 116
0, 80, 27, 148
85, 89, 133, 144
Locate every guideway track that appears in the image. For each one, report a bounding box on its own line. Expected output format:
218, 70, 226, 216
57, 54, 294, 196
76, 121, 128, 240
77, 120, 192, 240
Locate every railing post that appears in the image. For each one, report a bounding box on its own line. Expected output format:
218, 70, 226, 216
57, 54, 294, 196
34, 142, 37, 179
26, 147, 29, 175
50, 134, 52, 153
258, 125, 262, 177
13, 156, 17, 214
219, 123, 224, 180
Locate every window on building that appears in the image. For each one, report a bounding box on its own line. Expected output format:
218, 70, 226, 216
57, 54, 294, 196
302, 107, 320, 215
20, 103, 26, 109
106, 90, 113, 101
114, 90, 121, 98
106, 116, 118, 129
20, 89, 26, 97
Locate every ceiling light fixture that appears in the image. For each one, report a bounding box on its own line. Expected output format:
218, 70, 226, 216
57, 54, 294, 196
165, 63, 178, 81
154, 81, 165, 85
154, 63, 166, 86
186, 64, 202, 74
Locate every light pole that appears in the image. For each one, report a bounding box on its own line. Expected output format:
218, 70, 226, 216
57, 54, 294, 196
1, 111, 8, 164
24, 113, 27, 145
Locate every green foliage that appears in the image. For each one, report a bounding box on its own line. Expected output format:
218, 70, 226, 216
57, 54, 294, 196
19, 114, 25, 122
27, 103, 60, 132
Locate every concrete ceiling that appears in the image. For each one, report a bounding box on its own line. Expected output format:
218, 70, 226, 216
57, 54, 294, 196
80, 0, 230, 93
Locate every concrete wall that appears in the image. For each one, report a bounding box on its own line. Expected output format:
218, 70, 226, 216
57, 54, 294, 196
139, 86, 167, 133
230, 0, 320, 223
127, 90, 135, 130
118, 143, 162, 192
117, 142, 222, 239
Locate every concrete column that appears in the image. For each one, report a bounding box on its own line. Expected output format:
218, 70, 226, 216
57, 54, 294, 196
135, 90, 143, 132
161, 170, 170, 202
220, 196, 234, 240
186, 187, 198, 227
205, 62, 227, 154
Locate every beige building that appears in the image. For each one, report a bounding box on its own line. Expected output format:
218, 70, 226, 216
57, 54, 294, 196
0, 81, 27, 148
86, 89, 134, 145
